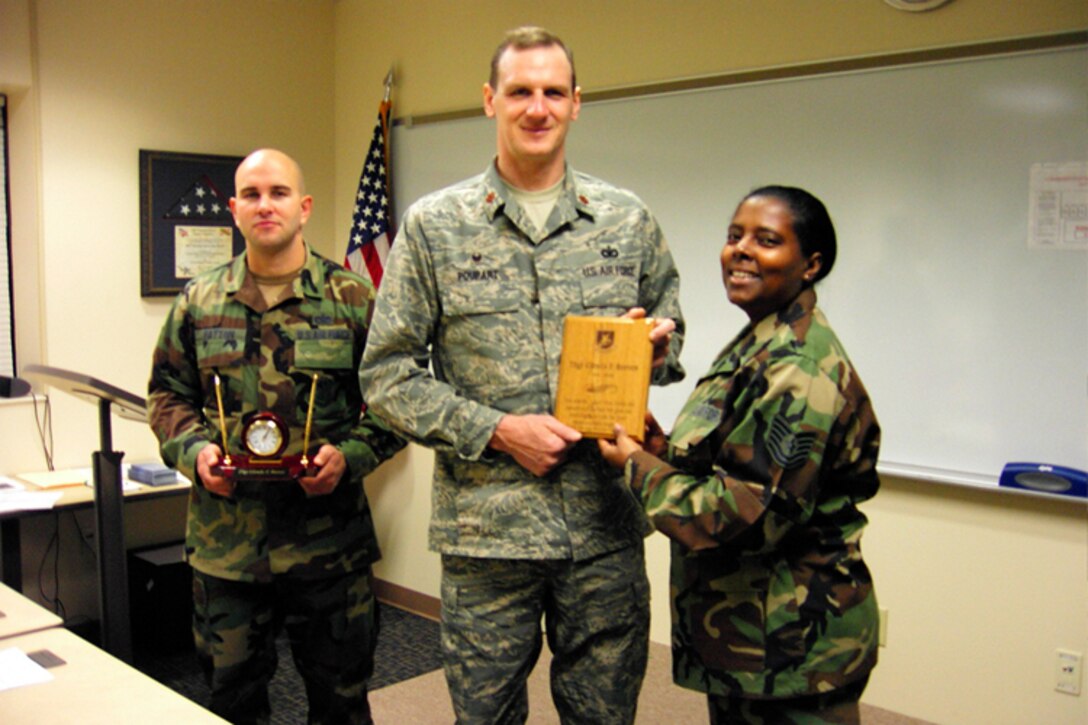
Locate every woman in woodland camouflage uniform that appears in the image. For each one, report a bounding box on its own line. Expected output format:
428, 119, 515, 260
600, 186, 880, 724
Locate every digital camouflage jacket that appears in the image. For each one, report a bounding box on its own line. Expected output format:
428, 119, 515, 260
625, 288, 880, 698
361, 163, 685, 561
148, 245, 404, 582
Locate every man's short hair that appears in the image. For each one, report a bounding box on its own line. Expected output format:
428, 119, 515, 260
488, 26, 576, 90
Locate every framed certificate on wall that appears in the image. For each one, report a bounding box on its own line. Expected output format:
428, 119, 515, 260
139, 149, 245, 297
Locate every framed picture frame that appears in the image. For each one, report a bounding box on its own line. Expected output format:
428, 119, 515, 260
139, 149, 245, 297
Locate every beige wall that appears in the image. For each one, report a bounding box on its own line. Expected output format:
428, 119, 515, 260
333, 0, 1087, 120
1, 1, 1085, 723
0, 0, 338, 619
1, 0, 337, 469
337, 2, 1088, 724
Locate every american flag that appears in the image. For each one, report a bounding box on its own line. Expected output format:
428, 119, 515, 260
345, 74, 395, 288
163, 174, 232, 220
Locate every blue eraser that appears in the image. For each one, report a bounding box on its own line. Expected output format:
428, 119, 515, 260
999, 463, 1087, 498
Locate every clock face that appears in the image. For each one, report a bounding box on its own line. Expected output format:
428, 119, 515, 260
243, 415, 287, 457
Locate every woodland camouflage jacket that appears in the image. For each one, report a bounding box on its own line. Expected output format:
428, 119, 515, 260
148, 245, 404, 582
626, 288, 880, 698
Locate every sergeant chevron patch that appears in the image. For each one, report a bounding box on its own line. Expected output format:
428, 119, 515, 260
767, 414, 816, 469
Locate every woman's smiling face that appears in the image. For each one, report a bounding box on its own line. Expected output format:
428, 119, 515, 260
721, 195, 822, 322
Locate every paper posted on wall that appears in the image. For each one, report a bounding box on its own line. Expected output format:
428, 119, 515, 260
1028, 161, 1087, 249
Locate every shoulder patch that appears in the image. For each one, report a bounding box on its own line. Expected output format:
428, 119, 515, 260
766, 414, 817, 470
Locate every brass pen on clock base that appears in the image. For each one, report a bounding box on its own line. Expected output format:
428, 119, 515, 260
213, 374, 232, 466
301, 373, 318, 469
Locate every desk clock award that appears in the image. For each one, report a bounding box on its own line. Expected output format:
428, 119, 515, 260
554, 315, 653, 441
211, 373, 319, 481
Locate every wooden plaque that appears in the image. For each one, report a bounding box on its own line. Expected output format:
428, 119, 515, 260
554, 315, 653, 440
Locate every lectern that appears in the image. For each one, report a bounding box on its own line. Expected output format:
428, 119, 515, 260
22, 364, 144, 663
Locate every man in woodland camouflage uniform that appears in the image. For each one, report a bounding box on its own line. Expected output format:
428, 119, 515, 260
360, 27, 685, 724
148, 148, 403, 724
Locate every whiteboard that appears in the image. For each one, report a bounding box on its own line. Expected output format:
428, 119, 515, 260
389, 47, 1088, 487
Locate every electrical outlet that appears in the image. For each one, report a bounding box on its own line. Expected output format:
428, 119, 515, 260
878, 607, 889, 648
1056, 649, 1082, 696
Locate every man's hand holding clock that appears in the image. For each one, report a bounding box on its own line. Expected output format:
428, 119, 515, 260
197, 443, 234, 497
297, 444, 346, 496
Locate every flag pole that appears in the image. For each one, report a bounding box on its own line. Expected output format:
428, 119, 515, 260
382, 67, 395, 239
343, 67, 397, 288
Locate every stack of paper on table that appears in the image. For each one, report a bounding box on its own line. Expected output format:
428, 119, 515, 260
16, 469, 88, 490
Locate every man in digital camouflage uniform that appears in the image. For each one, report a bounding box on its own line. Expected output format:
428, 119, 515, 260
148, 148, 404, 725
360, 27, 685, 724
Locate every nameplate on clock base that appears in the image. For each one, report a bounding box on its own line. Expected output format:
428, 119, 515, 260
554, 315, 652, 441
211, 455, 315, 482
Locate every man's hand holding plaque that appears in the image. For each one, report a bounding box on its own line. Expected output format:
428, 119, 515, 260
554, 315, 654, 441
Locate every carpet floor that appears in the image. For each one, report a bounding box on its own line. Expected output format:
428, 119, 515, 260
368, 641, 931, 725
133, 603, 442, 724
134, 604, 927, 724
